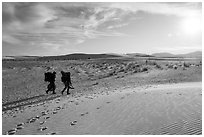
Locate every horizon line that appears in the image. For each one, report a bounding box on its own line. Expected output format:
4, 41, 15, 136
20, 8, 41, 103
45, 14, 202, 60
2, 50, 202, 57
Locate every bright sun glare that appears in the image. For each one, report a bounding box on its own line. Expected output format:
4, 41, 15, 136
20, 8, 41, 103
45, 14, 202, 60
181, 17, 201, 35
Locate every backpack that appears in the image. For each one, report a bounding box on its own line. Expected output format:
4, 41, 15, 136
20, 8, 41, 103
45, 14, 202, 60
61, 71, 70, 83
44, 72, 56, 82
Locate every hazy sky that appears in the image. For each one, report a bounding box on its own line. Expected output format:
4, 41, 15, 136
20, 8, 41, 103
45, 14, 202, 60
2, 2, 202, 56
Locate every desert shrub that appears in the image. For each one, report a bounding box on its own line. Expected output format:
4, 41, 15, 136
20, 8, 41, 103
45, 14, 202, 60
183, 67, 187, 70
133, 67, 141, 73
141, 67, 148, 72
153, 62, 157, 65
92, 82, 98, 85
74, 69, 80, 73
155, 64, 162, 69
91, 64, 95, 68
108, 66, 113, 69
124, 66, 130, 71
124, 62, 140, 71
107, 72, 114, 76
167, 64, 173, 69
148, 61, 158, 66
183, 62, 190, 67
135, 64, 140, 67
118, 68, 125, 72
101, 66, 107, 70
107, 70, 116, 77
196, 64, 199, 67
173, 65, 178, 69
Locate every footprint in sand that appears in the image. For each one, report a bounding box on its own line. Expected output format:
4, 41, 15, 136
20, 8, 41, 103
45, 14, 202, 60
47, 132, 57, 135
80, 111, 89, 116
17, 123, 24, 127
70, 120, 77, 126
27, 117, 37, 123
81, 100, 84, 102
35, 115, 40, 119
55, 99, 61, 103
27, 105, 32, 108
40, 121, 46, 125
55, 100, 60, 104
38, 126, 48, 131
56, 106, 61, 110
16, 125, 24, 130
52, 111, 57, 114
80, 113, 85, 116
16, 123, 24, 130
75, 102, 79, 105
41, 111, 48, 116
7, 128, 17, 135
44, 116, 50, 120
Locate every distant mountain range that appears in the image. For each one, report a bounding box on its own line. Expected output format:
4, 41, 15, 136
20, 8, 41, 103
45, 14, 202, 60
151, 51, 202, 58
37, 53, 122, 60
2, 51, 202, 60
151, 52, 175, 57
125, 53, 154, 57
2, 53, 122, 61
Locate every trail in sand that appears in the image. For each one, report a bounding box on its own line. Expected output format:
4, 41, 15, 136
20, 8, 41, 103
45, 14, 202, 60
2, 82, 202, 135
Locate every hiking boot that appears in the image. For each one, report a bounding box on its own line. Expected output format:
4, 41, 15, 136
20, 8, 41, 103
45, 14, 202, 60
69, 86, 74, 89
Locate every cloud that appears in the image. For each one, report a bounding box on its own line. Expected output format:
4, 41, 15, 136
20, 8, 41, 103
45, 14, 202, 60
2, 2, 202, 55
108, 2, 201, 18
155, 45, 201, 54
2, 34, 22, 44
84, 7, 118, 29
3, 3, 125, 45
167, 33, 173, 37
40, 43, 62, 51
107, 23, 129, 29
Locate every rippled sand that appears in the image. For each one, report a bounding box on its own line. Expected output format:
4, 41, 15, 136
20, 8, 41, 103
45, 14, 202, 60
2, 82, 202, 135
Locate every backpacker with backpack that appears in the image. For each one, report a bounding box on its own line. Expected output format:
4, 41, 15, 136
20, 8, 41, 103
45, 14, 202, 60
44, 72, 56, 82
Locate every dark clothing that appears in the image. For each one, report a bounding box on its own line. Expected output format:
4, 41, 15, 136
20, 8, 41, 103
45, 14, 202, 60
45, 72, 56, 82
45, 71, 56, 94
61, 71, 74, 95
46, 82, 56, 94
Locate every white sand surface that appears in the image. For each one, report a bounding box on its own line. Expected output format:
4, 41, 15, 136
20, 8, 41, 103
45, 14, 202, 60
2, 82, 202, 135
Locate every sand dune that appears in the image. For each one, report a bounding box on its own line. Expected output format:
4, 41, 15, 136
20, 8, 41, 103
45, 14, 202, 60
2, 82, 202, 135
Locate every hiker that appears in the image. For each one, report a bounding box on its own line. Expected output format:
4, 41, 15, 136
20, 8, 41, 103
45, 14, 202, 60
145, 60, 148, 65
44, 71, 56, 94
61, 71, 74, 95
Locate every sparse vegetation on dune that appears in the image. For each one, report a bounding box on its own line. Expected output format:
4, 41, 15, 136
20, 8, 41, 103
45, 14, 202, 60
2, 57, 202, 106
